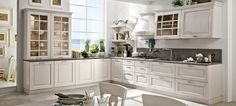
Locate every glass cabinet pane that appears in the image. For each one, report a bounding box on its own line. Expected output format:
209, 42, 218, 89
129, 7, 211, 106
54, 16, 61, 21
40, 31, 47, 40
62, 32, 69, 40
62, 23, 69, 31
40, 51, 47, 56
40, 15, 48, 20
54, 22, 61, 31
40, 21, 48, 30
62, 17, 69, 22
162, 22, 172, 28
162, 29, 172, 35
31, 41, 39, 50
174, 14, 178, 20
163, 15, 173, 21
31, 51, 39, 56
31, 31, 39, 40
31, 15, 39, 20
54, 32, 61, 40
40, 41, 47, 50
31, 21, 39, 30
158, 16, 162, 21
62, 42, 69, 49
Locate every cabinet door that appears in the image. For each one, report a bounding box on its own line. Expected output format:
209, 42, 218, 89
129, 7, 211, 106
26, 11, 50, 59
54, 61, 76, 87
51, 13, 71, 58
155, 11, 181, 39
176, 64, 207, 82
176, 79, 208, 98
94, 59, 111, 81
111, 59, 123, 82
150, 62, 175, 77
29, 62, 54, 90
123, 71, 135, 84
76, 60, 94, 84
150, 75, 175, 92
181, 7, 212, 38
135, 73, 149, 87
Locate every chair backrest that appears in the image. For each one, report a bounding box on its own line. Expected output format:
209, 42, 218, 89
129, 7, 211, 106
142, 94, 187, 106
99, 82, 127, 106
8, 56, 16, 72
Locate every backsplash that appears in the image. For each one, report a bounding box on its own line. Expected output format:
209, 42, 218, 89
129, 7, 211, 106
137, 48, 222, 62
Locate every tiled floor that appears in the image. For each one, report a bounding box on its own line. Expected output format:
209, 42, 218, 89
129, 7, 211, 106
0, 85, 235, 106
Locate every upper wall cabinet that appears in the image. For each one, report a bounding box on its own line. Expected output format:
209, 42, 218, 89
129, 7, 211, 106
155, 11, 181, 39
23, 9, 72, 60
155, 1, 223, 39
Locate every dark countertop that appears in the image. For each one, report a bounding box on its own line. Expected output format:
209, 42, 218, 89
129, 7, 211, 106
24, 57, 221, 66
24, 57, 111, 62
111, 57, 222, 66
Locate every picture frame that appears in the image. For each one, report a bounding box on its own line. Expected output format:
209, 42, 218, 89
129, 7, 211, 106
0, 46, 5, 57
29, 0, 45, 7
51, 0, 63, 8
0, 8, 13, 26
0, 29, 9, 44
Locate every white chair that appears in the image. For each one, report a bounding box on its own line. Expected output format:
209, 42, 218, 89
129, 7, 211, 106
5, 56, 16, 82
99, 82, 128, 106
142, 94, 187, 106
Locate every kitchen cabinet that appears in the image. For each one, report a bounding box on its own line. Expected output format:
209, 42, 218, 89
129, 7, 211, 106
76, 60, 94, 84
111, 59, 123, 82
24, 10, 51, 59
176, 79, 208, 98
155, 10, 181, 39
23, 9, 72, 60
54, 61, 76, 87
150, 62, 175, 77
24, 61, 54, 90
181, 2, 223, 38
51, 14, 71, 58
123, 71, 135, 84
135, 73, 149, 87
150, 75, 175, 92
94, 59, 111, 82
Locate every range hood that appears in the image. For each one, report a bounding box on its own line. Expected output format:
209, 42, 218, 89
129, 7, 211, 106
132, 13, 155, 36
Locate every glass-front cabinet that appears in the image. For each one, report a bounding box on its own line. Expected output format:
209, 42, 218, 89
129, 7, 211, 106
24, 9, 71, 59
51, 14, 71, 58
155, 11, 181, 39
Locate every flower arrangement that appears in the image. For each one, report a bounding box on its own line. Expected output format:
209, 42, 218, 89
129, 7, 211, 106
172, 0, 184, 7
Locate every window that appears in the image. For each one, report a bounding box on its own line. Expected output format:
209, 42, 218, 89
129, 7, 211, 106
70, 0, 105, 51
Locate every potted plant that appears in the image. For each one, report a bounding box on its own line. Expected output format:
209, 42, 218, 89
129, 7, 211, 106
172, 0, 184, 7
81, 51, 89, 58
89, 44, 99, 57
99, 39, 105, 57
85, 39, 90, 52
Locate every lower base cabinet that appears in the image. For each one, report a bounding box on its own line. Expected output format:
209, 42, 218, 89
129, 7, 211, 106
76, 60, 94, 84
24, 61, 54, 90
123, 71, 135, 84
54, 61, 76, 87
150, 75, 175, 92
94, 59, 111, 81
135, 73, 149, 87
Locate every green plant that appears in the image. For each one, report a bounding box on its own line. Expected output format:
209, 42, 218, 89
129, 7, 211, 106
172, 0, 184, 7
81, 51, 89, 58
90, 44, 99, 53
99, 39, 105, 52
84, 39, 90, 52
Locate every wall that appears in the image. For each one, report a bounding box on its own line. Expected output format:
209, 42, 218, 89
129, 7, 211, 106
0, 0, 17, 71
106, 0, 148, 52
17, 0, 70, 91
232, 0, 236, 101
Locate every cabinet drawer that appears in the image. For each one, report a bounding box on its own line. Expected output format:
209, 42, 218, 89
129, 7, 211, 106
123, 60, 134, 66
150, 75, 175, 92
135, 73, 149, 87
176, 79, 208, 97
134, 61, 150, 67
176, 64, 207, 82
135, 67, 149, 74
151, 62, 175, 76
123, 72, 135, 84
123, 65, 134, 72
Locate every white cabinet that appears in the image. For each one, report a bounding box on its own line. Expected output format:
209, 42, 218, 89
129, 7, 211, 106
176, 64, 207, 82
51, 14, 71, 58
155, 11, 181, 39
23, 9, 72, 60
54, 61, 76, 87
24, 10, 51, 59
176, 79, 208, 98
24, 61, 54, 90
151, 62, 175, 77
181, 2, 223, 38
76, 60, 94, 84
150, 75, 175, 92
123, 71, 135, 84
135, 73, 149, 87
112, 59, 123, 82
94, 59, 111, 82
